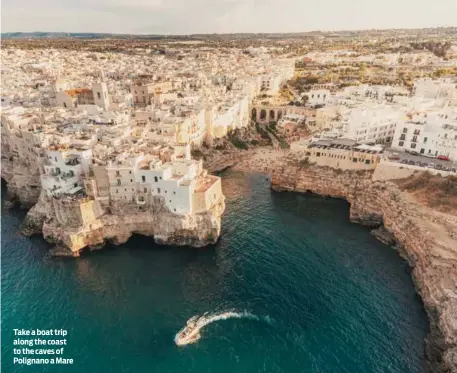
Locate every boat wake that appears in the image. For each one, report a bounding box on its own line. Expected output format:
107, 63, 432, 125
174, 311, 271, 346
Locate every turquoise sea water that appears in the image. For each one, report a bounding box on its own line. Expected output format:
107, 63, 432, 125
1, 172, 428, 373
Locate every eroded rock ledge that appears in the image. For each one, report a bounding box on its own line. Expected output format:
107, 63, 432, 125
271, 161, 457, 373
20, 191, 225, 256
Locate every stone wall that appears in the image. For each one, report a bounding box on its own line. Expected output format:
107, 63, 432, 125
372, 161, 418, 181
374, 159, 456, 181
272, 160, 457, 373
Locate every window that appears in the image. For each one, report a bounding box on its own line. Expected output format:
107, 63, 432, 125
154, 176, 158, 182
158, 188, 161, 194
414, 130, 420, 135
144, 188, 147, 193
423, 137, 428, 143
398, 141, 404, 147
116, 189, 118, 193
412, 135, 418, 142
116, 170, 120, 176
410, 143, 416, 149
97, 92, 101, 99
124, 188, 127, 191
142, 175, 145, 182
173, 191, 176, 195
130, 179, 133, 182
316, 152, 321, 157
400, 134, 406, 140
74, 183, 77, 187
365, 160, 370, 165
129, 171, 132, 174
420, 148, 425, 154
352, 158, 358, 162
402, 128, 407, 133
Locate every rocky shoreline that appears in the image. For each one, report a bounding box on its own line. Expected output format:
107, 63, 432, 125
2, 155, 226, 256
271, 159, 457, 373
18, 192, 225, 256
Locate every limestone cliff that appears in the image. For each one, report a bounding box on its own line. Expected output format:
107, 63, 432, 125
1, 157, 41, 208
21, 191, 225, 256
272, 159, 457, 373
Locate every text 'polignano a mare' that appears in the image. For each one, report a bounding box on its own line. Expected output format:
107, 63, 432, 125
13, 329, 73, 366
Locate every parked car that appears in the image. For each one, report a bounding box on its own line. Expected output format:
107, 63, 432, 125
400, 159, 408, 164
435, 164, 443, 170
437, 155, 450, 161
429, 163, 435, 168
451, 168, 457, 173
388, 152, 400, 160
407, 160, 415, 165
420, 162, 428, 167
410, 151, 420, 156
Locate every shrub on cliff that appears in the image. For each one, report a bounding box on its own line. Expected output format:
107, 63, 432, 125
191, 149, 205, 160
300, 157, 311, 168
228, 134, 248, 150
395, 172, 457, 212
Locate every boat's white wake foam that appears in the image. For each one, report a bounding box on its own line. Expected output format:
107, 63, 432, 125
174, 311, 271, 346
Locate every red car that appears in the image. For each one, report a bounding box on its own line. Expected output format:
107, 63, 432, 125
437, 155, 450, 161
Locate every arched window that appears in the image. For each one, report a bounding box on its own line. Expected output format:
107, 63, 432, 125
260, 109, 266, 120
251, 108, 257, 119
269, 110, 275, 120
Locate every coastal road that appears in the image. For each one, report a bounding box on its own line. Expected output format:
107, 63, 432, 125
383, 148, 457, 172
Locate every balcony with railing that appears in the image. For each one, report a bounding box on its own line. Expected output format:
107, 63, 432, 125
61, 171, 76, 180
135, 196, 146, 205
65, 157, 80, 166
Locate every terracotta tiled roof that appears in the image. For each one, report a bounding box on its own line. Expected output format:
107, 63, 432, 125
64, 88, 92, 97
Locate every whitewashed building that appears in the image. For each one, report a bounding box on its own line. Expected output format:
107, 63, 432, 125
392, 110, 457, 160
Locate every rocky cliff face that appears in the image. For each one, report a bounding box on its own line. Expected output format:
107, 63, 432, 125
1, 158, 41, 208
21, 192, 225, 256
272, 160, 457, 373
2, 153, 226, 255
